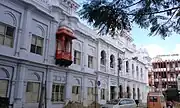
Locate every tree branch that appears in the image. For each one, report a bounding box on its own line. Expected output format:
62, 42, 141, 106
153, 9, 178, 36
128, 6, 180, 15
163, 9, 178, 26
117, 0, 143, 9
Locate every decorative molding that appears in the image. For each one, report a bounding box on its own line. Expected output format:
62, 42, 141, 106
0, 67, 10, 78
4, 11, 17, 26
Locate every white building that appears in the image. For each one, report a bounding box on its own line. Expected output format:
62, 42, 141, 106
0, 0, 151, 108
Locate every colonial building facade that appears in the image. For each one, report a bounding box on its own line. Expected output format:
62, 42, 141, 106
149, 54, 180, 92
0, 0, 150, 108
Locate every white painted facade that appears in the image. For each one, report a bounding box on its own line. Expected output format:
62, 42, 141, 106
0, 0, 150, 108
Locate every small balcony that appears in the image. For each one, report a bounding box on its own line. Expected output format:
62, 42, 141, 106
56, 50, 72, 61
55, 26, 76, 67
56, 50, 72, 67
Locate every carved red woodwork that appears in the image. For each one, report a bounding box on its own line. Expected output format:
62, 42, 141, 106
56, 27, 76, 66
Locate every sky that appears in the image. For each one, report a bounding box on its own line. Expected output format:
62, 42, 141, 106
131, 25, 180, 58
75, 0, 180, 58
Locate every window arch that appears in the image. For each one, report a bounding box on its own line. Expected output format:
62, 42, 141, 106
110, 55, 115, 68
100, 50, 106, 65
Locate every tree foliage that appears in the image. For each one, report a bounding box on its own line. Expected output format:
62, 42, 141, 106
79, 0, 180, 39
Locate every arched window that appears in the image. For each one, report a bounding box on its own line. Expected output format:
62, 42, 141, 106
87, 81, 95, 101
132, 64, 134, 75
0, 68, 9, 98
100, 50, 106, 65
136, 66, 139, 78
26, 73, 41, 103
118, 58, 122, 71
126, 61, 129, 73
110, 55, 115, 68
140, 68, 143, 78
72, 79, 81, 101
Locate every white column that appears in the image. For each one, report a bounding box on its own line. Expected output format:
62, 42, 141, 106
123, 60, 126, 76
83, 39, 88, 68
19, 8, 32, 58
130, 86, 133, 99
114, 58, 118, 75
107, 76, 110, 101
134, 86, 137, 100
83, 76, 88, 106
115, 86, 119, 99
15, 28, 22, 56
81, 41, 86, 72
123, 80, 127, 98
97, 74, 101, 103
47, 21, 58, 64
97, 41, 100, 71
117, 78, 120, 98
13, 64, 26, 108
65, 72, 72, 102
46, 69, 53, 108
129, 60, 132, 77
106, 46, 110, 73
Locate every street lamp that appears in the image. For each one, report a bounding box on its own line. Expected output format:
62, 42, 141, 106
117, 56, 138, 98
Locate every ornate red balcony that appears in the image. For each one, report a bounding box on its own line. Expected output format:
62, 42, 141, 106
56, 50, 72, 61
55, 26, 76, 67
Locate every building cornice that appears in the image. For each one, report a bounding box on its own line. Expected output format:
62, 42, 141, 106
97, 38, 125, 53
18, 0, 54, 20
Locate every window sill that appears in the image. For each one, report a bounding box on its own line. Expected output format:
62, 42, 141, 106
52, 101, 65, 104
30, 52, 43, 56
101, 99, 106, 100
88, 67, 94, 70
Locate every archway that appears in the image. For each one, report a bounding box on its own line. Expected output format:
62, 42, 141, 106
137, 88, 140, 100
127, 86, 131, 98
119, 85, 123, 98
100, 50, 106, 65
133, 88, 136, 99
110, 86, 116, 100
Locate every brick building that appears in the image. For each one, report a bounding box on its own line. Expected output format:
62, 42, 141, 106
149, 54, 180, 92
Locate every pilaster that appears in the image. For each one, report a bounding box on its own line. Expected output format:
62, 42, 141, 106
46, 68, 53, 108
106, 46, 110, 73
83, 76, 88, 106
47, 20, 58, 64
65, 72, 72, 102
107, 76, 110, 101
83, 39, 88, 69
97, 41, 100, 71
19, 8, 33, 58
13, 64, 26, 108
